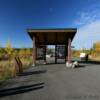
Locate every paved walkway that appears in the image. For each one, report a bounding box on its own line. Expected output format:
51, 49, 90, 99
0, 62, 100, 100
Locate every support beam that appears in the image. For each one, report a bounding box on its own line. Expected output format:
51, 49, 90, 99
65, 45, 67, 63
55, 45, 57, 64
43, 45, 47, 64
32, 36, 36, 66
67, 38, 72, 63
43, 33, 47, 64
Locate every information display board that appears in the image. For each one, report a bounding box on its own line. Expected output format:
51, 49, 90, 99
37, 46, 44, 60
56, 45, 65, 59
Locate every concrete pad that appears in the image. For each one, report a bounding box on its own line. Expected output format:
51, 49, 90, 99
0, 63, 100, 100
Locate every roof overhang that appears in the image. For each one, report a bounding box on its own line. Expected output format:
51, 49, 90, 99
27, 28, 77, 45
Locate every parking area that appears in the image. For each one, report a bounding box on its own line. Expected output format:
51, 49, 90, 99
0, 61, 100, 100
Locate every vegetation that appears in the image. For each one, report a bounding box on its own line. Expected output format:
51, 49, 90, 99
47, 48, 53, 54
4, 40, 14, 59
72, 41, 100, 61
90, 42, 100, 61
0, 41, 33, 84
0, 40, 100, 84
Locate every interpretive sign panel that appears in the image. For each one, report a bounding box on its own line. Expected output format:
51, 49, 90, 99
56, 45, 65, 59
37, 46, 44, 59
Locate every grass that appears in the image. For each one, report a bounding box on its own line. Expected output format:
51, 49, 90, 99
0, 61, 15, 84
91, 56, 100, 61
0, 57, 33, 84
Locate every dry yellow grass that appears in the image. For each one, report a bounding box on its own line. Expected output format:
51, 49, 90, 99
0, 57, 33, 84
91, 57, 100, 61
0, 61, 16, 83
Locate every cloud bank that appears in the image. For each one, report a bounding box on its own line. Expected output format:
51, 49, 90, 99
72, 9, 100, 49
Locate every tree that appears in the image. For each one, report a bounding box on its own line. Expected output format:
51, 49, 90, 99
4, 40, 14, 59
13, 49, 18, 57
91, 41, 100, 57
0, 46, 3, 54
0, 46, 5, 59
47, 49, 52, 54
95, 42, 100, 52
81, 48, 86, 53
93, 43, 96, 51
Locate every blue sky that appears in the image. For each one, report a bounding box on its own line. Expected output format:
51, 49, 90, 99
0, 0, 100, 49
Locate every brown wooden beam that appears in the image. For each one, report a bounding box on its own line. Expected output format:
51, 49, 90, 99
43, 45, 46, 64
43, 33, 47, 64
67, 38, 72, 63
55, 45, 57, 64
64, 45, 67, 63
33, 36, 36, 66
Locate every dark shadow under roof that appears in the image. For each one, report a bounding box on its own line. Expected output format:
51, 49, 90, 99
27, 28, 77, 45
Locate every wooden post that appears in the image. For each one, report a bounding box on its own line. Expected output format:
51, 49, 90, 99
32, 36, 36, 66
55, 45, 57, 64
55, 33, 57, 64
67, 38, 72, 63
44, 45, 47, 64
65, 45, 67, 63
43, 33, 47, 64
14, 57, 23, 74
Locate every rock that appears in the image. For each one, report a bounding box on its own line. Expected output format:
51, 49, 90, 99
66, 61, 79, 68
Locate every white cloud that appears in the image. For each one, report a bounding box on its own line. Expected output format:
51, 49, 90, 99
74, 5, 100, 26
72, 20, 100, 49
74, 9, 100, 26
74, 12, 91, 26
72, 8, 100, 49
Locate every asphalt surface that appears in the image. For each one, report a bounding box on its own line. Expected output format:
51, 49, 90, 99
0, 60, 100, 100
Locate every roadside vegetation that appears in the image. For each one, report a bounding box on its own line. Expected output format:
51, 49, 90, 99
0, 40, 100, 84
0, 41, 33, 84
72, 41, 100, 61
